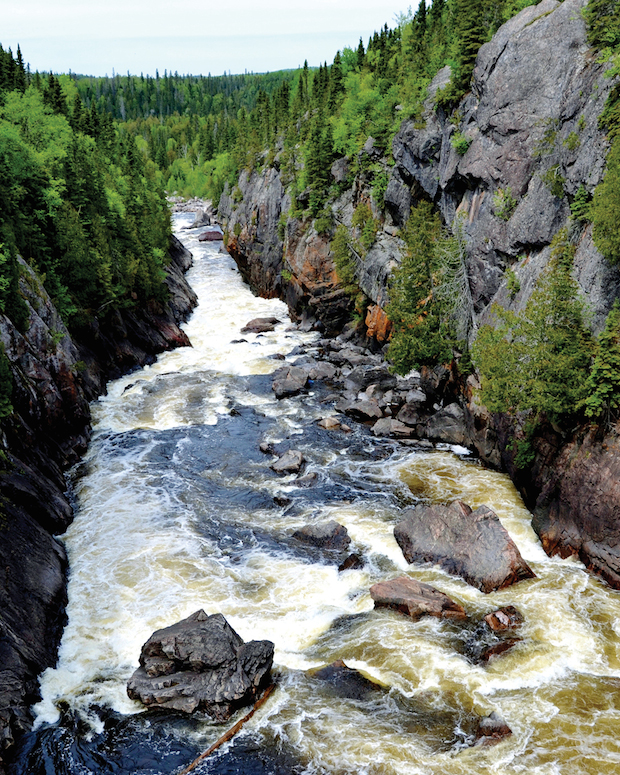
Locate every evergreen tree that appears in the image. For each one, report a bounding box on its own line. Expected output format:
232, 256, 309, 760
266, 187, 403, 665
584, 299, 620, 423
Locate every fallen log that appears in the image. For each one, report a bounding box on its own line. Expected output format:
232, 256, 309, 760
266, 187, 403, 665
177, 683, 276, 775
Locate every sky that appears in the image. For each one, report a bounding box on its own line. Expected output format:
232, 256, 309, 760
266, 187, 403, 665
2, 1, 413, 78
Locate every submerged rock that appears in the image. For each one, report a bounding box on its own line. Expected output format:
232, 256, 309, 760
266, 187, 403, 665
475, 711, 512, 746
126, 610, 274, 720
370, 576, 466, 620
394, 501, 535, 593
311, 660, 382, 700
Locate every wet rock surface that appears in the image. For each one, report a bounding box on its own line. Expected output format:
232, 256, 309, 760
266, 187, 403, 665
0, 235, 197, 765
394, 501, 535, 593
127, 611, 274, 720
370, 576, 467, 621
311, 660, 381, 700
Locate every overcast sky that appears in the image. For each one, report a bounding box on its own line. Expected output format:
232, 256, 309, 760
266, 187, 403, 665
3, 1, 412, 77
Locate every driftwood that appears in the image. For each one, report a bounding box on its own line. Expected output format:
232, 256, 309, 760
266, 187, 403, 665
177, 683, 276, 775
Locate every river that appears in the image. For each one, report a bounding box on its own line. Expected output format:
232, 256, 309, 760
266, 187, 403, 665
10, 214, 620, 774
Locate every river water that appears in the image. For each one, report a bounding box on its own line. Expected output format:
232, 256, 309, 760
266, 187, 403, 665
12, 215, 620, 774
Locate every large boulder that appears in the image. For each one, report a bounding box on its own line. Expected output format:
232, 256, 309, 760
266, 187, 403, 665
394, 501, 535, 593
126, 611, 274, 720
272, 365, 309, 399
370, 576, 466, 620
240, 316, 281, 334
293, 521, 351, 551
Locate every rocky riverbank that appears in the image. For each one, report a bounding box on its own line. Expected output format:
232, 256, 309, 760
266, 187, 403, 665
0, 234, 197, 771
215, 0, 620, 591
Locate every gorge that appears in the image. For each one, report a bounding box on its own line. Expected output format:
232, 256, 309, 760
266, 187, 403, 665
1, 0, 620, 773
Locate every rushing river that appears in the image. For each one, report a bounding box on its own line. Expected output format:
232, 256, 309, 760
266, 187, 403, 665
11, 215, 620, 775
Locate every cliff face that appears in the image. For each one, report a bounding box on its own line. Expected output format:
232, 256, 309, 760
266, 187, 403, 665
218, 0, 620, 588
0, 235, 197, 767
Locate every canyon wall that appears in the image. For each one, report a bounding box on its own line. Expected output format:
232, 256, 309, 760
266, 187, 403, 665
218, 0, 620, 588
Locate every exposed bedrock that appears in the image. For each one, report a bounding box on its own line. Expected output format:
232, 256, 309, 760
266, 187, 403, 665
0, 234, 197, 769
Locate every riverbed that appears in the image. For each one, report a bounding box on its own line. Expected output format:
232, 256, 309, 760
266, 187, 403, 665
11, 214, 620, 775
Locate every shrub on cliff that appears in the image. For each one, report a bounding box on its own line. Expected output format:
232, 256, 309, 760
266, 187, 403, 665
472, 229, 594, 425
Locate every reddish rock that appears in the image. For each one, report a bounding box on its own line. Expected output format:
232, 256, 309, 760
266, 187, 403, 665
198, 227, 223, 241
370, 576, 466, 620
484, 605, 524, 632
365, 304, 392, 343
475, 712, 512, 746
394, 501, 535, 593
479, 638, 521, 664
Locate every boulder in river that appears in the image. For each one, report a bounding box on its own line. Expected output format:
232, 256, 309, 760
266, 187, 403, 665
484, 605, 524, 632
271, 449, 305, 474
126, 610, 274, 720
475, 711, 512, 746
272, 365, 309, 399
240, 316, 281, 334
370, 576, 466, 620
311, 660, 382, 700
293, 520, 351, 551
394, 501, 535, 593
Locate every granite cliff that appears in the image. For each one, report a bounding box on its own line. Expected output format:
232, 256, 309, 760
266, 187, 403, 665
218, 0, 620, 587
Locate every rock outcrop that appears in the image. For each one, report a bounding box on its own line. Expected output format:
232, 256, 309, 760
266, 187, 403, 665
0, 234, 197, 766
394, 501, 535, 593
126, 611, 274, 720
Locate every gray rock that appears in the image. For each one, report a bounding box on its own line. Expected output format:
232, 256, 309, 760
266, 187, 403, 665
424, 403, 467, 445
293, 520, 351, 551
271, 449, 305, 474
396, 402, 422, 427
126, 611, 274, 719
370, 576, 466, 620
343, 399, 383, 422
309, 361, 338, 381
394, 500, 536, 593
272, 365, 309, 399
240, 316, 281, 334
371, 417, 415, 438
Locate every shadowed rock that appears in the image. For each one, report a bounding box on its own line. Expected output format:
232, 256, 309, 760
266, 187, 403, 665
311, 660, 381, 700
272, 365, 309, 399
293, 521, 351, 551
394, 501, 535, 593
370, 576, 466, 620
126, 611, 274, 720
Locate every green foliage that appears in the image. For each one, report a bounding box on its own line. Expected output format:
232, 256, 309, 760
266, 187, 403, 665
351, 202, 379, 251
492, 186, 518, 220
0, 64, 171, 331
570, 184, 591, 223
331, 224, 359, 296
540, 164, 565, 198
591, 136, 620, 263
472, 229, 594, 425
450, 131, 472, 155
583, 299, 620, 423
505, 266, 521, 298
583, 0, 620, 50
0, 344, 13, 420
386, 201, 457, 372
563, 131, 581, 151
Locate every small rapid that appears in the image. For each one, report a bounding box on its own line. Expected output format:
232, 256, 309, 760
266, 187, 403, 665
11, 214, 620, 775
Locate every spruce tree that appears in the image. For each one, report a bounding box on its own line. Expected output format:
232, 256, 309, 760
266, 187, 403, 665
584, 299, 620, 424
